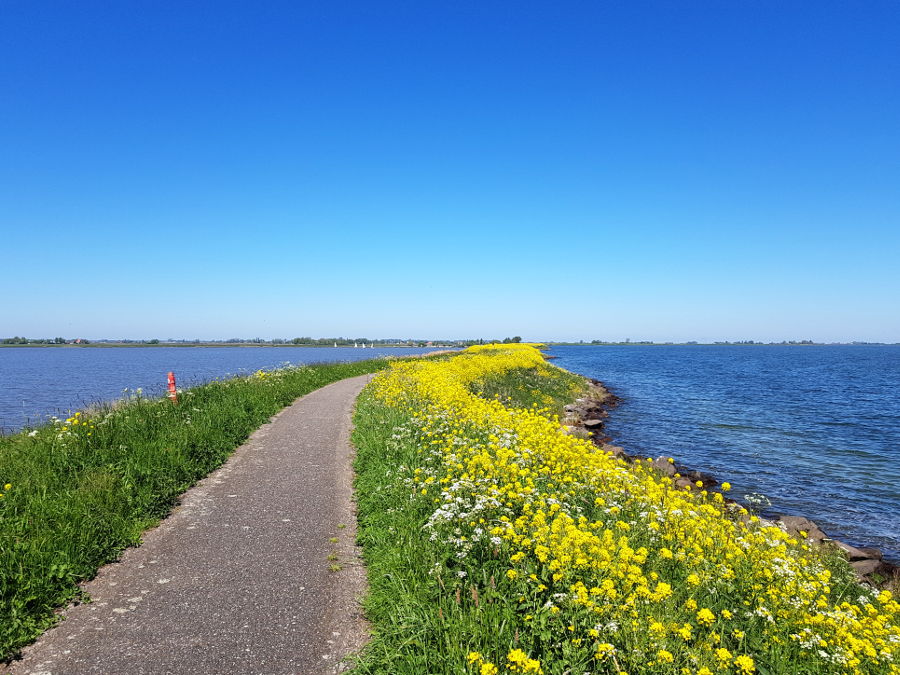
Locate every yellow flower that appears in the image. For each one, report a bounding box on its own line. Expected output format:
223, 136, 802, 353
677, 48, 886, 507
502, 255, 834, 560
3, 483, 10, 491
721, 482, 731, 491
365, 344, 900, 673
656, 649, 674, 663
595, 643, 615, 660
507, 649, 542, 673
696, 608, 715, 626
467, 652, 482, 663
480, 663, 498, 675
733, 655, 755, 673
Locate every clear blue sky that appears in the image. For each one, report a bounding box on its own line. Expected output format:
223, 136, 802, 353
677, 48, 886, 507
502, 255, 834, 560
2, 1, 898, 342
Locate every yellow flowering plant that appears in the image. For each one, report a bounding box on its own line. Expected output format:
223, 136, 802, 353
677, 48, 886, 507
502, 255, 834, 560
352, 344, 900, 674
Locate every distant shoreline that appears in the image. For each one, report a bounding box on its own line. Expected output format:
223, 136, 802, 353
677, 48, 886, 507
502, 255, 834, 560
2, 342, 897, 349
0, 343, 449, 349
547, 342, 900, 347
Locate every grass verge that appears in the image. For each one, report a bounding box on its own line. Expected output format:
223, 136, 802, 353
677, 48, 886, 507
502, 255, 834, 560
351, 345, 898, 674
0, 358, 388, 661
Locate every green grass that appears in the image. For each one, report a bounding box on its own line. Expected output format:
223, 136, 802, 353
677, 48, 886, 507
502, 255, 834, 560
467, 363, 588, 414
350, 362, 585, 673
0, 358, 388, 661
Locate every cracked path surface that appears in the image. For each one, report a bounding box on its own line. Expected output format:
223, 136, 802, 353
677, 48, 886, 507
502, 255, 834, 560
7, 374, 374, 675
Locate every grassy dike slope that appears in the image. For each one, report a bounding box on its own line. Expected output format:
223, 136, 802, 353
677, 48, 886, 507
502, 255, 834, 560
352, 345, 900, 675
0, 358, 388, 661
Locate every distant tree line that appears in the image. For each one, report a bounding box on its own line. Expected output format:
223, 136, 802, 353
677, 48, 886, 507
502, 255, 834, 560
3, 335, 530, 347
456, 337, 522, 346
2, 336, 69, 344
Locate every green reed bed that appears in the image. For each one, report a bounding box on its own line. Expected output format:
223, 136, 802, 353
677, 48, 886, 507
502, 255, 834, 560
0, 358, 387, 661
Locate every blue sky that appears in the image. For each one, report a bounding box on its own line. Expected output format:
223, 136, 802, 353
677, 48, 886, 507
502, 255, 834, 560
2, 1, 898, 342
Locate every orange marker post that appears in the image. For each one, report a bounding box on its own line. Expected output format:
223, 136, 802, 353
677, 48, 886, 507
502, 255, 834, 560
167, 371, 178, 404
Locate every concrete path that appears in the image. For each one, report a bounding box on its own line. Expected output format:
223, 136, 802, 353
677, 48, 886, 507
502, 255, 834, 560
7, 374, 375, 675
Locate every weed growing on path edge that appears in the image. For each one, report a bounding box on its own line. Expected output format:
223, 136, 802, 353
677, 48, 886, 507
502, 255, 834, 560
351, 344, 900, 674
0, 358, 388, 661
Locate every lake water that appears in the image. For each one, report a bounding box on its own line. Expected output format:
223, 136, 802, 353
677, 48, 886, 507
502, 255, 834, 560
0, 346, 442, 433
547, 345, 900, 562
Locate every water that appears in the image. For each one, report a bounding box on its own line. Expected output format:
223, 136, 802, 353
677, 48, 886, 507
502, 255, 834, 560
547, 345, 900, 562
0, 346, 442, 433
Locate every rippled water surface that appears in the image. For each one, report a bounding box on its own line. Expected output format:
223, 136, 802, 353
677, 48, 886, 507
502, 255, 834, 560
547, 345, 900, 561
0, 346, 441, 433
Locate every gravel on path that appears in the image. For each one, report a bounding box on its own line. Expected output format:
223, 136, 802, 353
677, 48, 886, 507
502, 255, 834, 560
6, 374, 375, 675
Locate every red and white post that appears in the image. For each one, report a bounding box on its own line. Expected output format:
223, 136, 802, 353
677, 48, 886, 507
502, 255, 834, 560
167, 371, 178, 404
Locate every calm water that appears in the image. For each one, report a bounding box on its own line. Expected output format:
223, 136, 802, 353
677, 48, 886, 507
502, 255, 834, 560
0, 346, 442, 433
548, 345, 900, 562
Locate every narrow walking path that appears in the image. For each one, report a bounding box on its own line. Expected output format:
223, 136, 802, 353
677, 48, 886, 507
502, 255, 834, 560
7, 374, 375, 675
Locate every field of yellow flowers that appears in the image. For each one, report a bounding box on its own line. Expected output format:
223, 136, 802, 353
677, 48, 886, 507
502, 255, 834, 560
351, 344, 899, 674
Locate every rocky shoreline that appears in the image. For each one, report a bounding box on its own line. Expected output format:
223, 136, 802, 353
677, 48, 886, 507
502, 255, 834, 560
561, 377, 899, 589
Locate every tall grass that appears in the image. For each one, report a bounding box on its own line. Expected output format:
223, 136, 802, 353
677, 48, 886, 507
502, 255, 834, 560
0, 358, 387, 661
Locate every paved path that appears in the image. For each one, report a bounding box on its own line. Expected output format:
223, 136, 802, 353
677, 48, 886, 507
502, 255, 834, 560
7, 374, 375, 675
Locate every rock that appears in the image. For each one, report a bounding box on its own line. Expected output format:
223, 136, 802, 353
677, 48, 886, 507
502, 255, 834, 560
601, 444, 626, 458
687, 470, 718, 487
580, 406, 606, 418
857, 547, 884, 560
835, 540, 878, 561
851, 558, 886, 578
563, 404, 577, 413
651, 457, 677, 477
582, 419, 604, 429
675, 477, 694, 490
777, 515, 827, 542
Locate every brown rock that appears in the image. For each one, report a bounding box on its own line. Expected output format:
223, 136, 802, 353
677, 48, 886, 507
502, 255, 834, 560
835, 540, 878, 561
601, 444, 626, 458
778, 515, 827, 542
857, 547, 884, 560
687, 470, 718, 487
675, 477, 694, 490
851, 558, 886, 577
651, 457, 677, 477
582, 419, 604, 429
